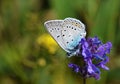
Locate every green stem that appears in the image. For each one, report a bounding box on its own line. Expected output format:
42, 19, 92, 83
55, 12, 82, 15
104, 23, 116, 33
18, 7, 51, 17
83, 77, 86, 84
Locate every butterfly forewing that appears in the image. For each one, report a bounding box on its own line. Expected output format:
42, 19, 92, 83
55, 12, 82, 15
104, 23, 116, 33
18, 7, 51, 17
44, 20, 69, 52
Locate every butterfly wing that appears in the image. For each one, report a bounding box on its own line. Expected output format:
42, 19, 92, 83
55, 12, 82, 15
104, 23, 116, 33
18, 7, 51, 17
44, 20, 69, 52
44, 18, 86, 57
61, 18, 86, 56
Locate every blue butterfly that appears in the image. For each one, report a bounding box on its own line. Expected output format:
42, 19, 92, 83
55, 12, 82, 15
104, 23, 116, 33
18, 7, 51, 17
44, 18, 86, 57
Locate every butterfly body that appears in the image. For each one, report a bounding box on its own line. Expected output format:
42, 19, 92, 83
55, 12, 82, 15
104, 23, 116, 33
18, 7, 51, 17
44, 18, 86, 57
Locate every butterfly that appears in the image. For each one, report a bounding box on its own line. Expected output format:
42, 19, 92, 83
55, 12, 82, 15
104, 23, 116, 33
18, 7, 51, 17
44, 17, 86, 57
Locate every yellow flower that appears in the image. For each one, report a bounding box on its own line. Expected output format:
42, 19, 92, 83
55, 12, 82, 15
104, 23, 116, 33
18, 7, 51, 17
37, 34, 58, 54
37, 58, 46, 67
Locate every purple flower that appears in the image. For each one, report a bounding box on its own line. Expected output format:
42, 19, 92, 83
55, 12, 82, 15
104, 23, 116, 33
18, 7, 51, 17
68, 63, 80, 73
68, 36, 112, 80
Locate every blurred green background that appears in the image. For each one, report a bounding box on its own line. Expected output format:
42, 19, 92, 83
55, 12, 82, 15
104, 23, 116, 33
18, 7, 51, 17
0, 0, 120, 84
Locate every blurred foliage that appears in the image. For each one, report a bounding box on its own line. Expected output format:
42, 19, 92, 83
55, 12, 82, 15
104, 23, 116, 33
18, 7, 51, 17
0, 0, 120, 84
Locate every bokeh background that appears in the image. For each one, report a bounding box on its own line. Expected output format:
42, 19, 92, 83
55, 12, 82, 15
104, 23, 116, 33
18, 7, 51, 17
0, 0, 120, 84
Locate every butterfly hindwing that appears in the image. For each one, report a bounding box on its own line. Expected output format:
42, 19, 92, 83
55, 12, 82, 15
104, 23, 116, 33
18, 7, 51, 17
62, 18, 86, 52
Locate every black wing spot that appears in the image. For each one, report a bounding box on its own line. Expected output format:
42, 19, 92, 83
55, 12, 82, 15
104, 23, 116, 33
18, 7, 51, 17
57, 35, 60, 38
58, 28, 59, 30
55, 28, 56, 30
67, 42, 69, 44
69, 35, 71, 37
72, 27, 73, 29
52, 28, 54, 30
69, 26, 71, 28
74, 28, 76, 30
64, 30, 66, 31
67, 26, 68, 28
62, 35, 65, 36
80, 34, 82, 36
72, 39, 73, 41
50, 30, 52, 32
